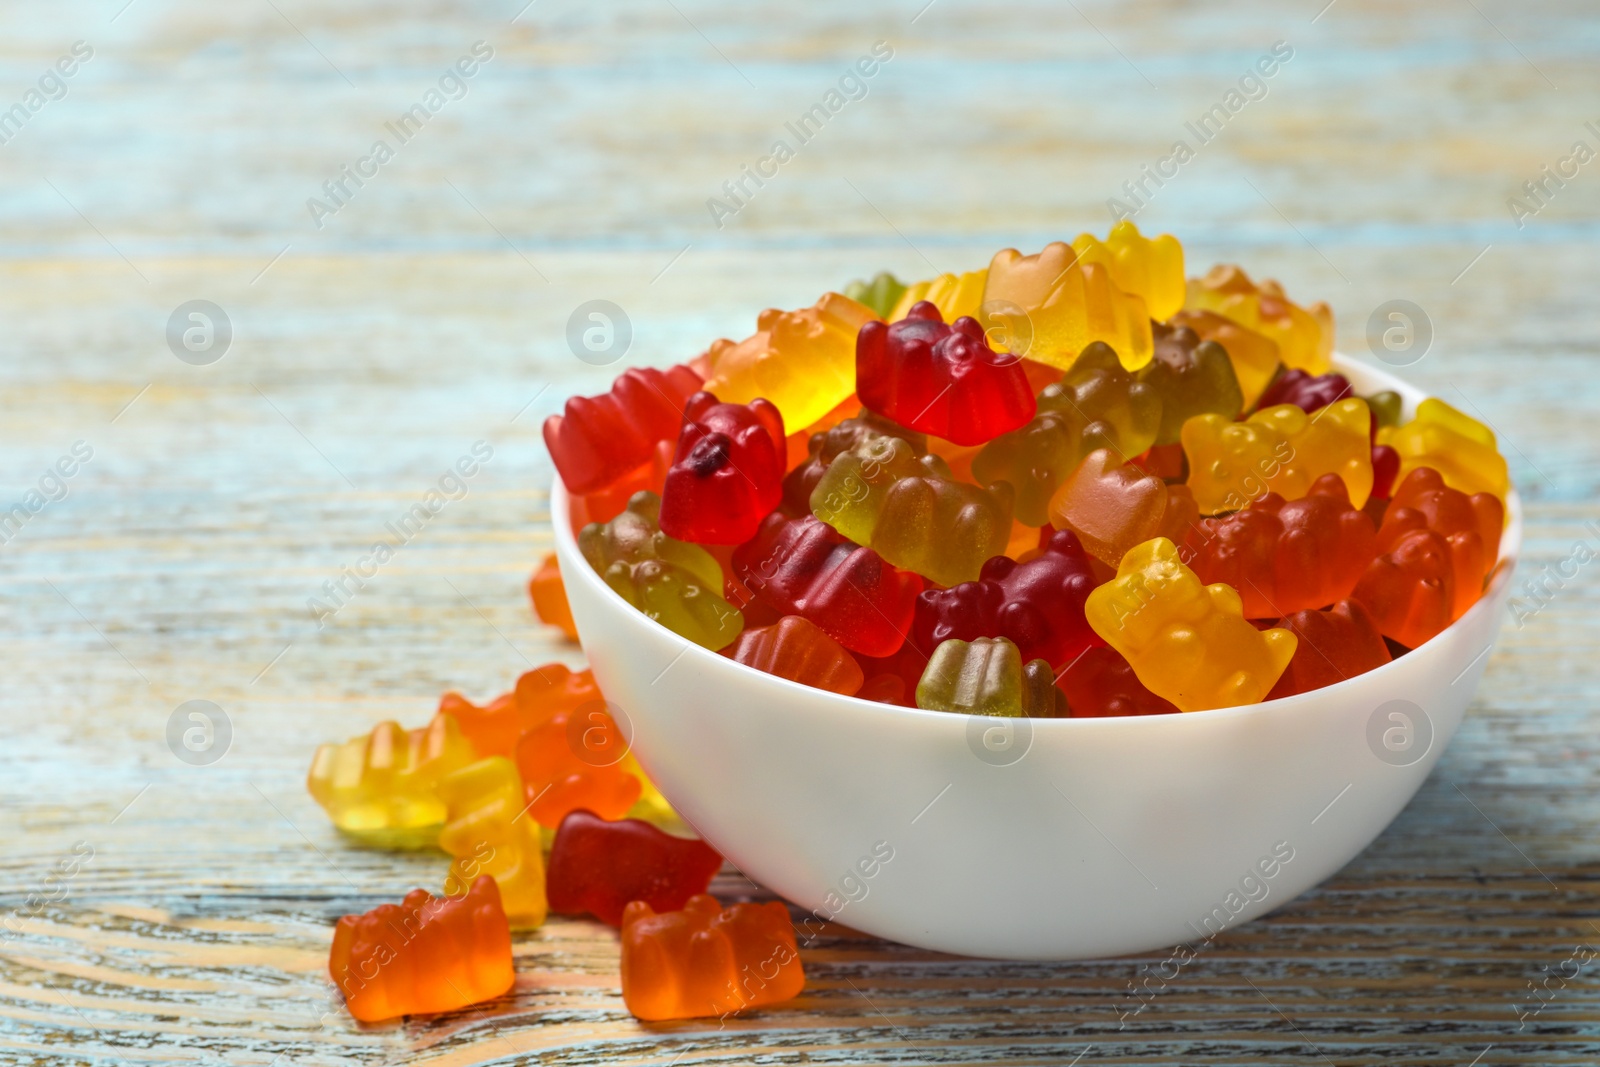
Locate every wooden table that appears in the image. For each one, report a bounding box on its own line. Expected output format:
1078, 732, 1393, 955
2, 0, 1596, 1063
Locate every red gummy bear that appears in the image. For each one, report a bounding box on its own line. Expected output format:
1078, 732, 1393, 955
1370, 443, 1401, 500
546, 810, 724, 927
328, 875, 514, 1022
544, 364, 703, 495
1058, 645, 1180, 717
621, 895, 804, 1021
1350, 527, 1455, 649
1377, 466, 1503, 619
1183, 473, 1377, 619
732, 512, 924, 658
659, 391, 786, 545
1266, 599, 1393, 699
856, 301, 1036, 446
1256, 369, 1352, 414
911, 529, 1103, 671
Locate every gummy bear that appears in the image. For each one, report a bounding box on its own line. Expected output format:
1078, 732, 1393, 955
1085, 537, 1298, 711
732, 512, 924, 657
725, 615, 865, 696
1370, 444, 1401, 501
1182, 399, 1373, 515
565, 439, 672, 535
1349, 527, 1455, 649
1047, 449, 1170, 569
440, 664, 600, 760
914, 637, 1061, 717
1265, 599, 1392, 700
1140, 323, 1244, 445
1185, 265, 1334, 375
547, 810, 723, 927
971, 342, 1159, 525
1181, 473, 1378, 619
1167, 308, 1282, 410
702, 292, 879, 432
515, 704, 642, 826
329, 876, 513, 1023
911, 528, 1102, 670
1365, 390, 1403, 430
810, 434, 1014, 587
436, 758, 548, 928
782, 408, 926, 515
1057, 645, 1180, 717
659, 392, 786, 545
1378, 397, 1510, 502
1379, 466, 1503, 618
855, 301, 1037, 446
1071, 221, 1187, 320
843, 271, 908, 319
545, 364, 703, 495
621, 894, 804, 1021
307, 712, 475, 848
529, 553, 578, 641
888, 269, 988, 323
580, 491, 744, 650
983, 242, 1154, 370
1256, 369, 1352, 414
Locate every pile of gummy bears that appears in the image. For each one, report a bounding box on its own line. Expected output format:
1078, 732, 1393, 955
308, 223, 1511, 1026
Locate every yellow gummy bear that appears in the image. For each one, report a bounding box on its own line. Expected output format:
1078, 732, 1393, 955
702, 291, 879, 432
306, 712, 475, 849
982, 242, 1154, 371
621, 752, 689, 834
1377, 397, 1509, 503
1071, 221, 1186, 320
1184, 265, 1334, 375
436, 757, 548, 928
1182, 399, 1372, 515
888, 269, 987, 323
1085, 537, 1297, 712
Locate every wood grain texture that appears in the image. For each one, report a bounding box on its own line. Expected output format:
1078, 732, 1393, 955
2, 0, 1598, 1063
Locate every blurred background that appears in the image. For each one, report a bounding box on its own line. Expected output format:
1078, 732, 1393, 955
2, 1, 1596, 1063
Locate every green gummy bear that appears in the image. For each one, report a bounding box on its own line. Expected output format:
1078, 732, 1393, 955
1139, 327, 1244, 446
1365, 390, 1403, 429
578, 491, 743, 650
842, 272, 908, 320
915, 637, 1062, 717
810, 436, 1013, 587
972, 341, 1160, 526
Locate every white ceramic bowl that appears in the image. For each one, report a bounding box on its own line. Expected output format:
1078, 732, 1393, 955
552, 356, 1520, 960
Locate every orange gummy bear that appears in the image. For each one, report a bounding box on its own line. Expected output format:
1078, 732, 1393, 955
621, 894, 804, 1021
328, 875, 514, 1023
514, 704, 640, 825
529, 553, 579, 641
440, 665, 600, 760
1047, 449, 1169, 569
724, 615, 865, 696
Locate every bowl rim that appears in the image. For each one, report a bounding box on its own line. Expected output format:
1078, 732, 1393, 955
551, 352, 1522, 727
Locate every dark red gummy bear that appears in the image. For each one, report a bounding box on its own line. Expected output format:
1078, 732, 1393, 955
544, 365, 704, 495
1370, 444, 1400, 500
1256, 369, 1352, 415
1058, 645, 1179, 717
659, 391, 786, 545
911, 529, 1103, 671
1266, 599, 1392, 700
732, 512, 924, 658
546, 810, 723, 928
856, 301, 1036, 446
